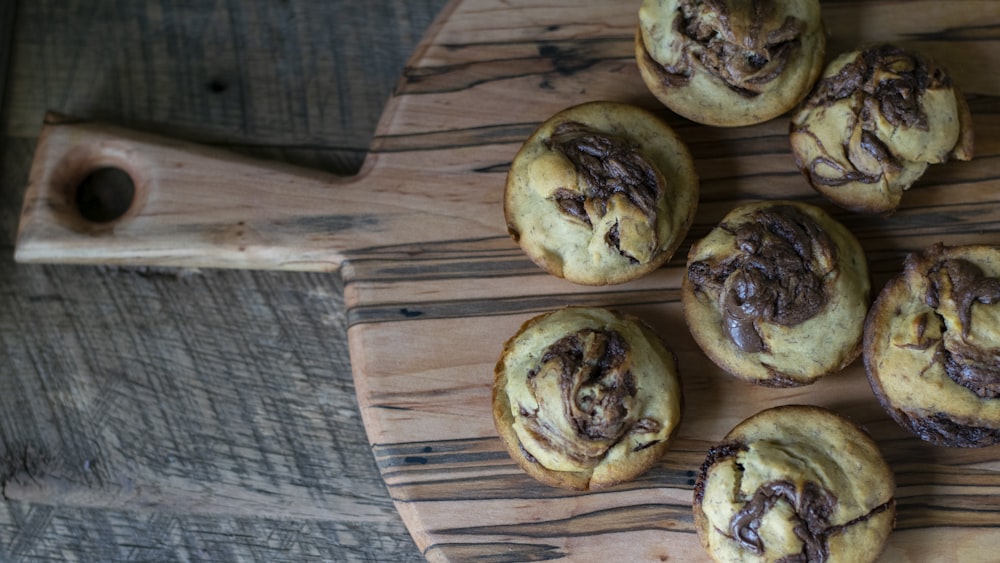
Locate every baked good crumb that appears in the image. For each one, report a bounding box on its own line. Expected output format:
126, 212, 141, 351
504, 101, 698, 285
790, 44, 974, 215
864, 243, 1000, 447
682, 200, 870, 386
492, 306, 683, 490
694, 404, 896, 563
636, 0, 826, 127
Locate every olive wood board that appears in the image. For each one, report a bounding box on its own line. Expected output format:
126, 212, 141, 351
13, 0, 1000, 561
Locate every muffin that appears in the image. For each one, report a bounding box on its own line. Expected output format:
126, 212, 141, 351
694, 405, 896, 563
492, 306, 683, 490
790, 44, 974, 215
636, 0, 826, 127
504, 101, 698, 285
864, 243, 1000, 447
682, 200, 870, 386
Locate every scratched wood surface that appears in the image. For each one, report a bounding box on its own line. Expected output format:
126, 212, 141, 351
0, 1, 446, 561
7, 0, 1000, 562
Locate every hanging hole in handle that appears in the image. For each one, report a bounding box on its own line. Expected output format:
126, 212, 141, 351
44, 141, 149, 233
75, 167, 136, 223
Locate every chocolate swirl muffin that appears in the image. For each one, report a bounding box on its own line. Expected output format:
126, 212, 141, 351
682, 201, 870, 386
790, 44, 974, 215
636, 0, 826, 127
865, 244, 1000, 447
694, 405, 896, 563
492, 307, 683, 490
504, 101, 698, 285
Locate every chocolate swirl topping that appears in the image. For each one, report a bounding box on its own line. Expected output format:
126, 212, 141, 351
797, 44, 953, 188
922, 256, 1000, 399
806, 45, 950, 128
688, 205, 835, 353
652, 0, 806, 97
731, 480, 836, 562
700, 442, 894, 563
545, 121, 663, 264
520, 328, 659, 467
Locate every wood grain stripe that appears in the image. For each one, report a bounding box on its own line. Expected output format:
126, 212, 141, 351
348, 287, 682, 326
376, 438, 1000, 533
401, 37, 633, 96
435, 503, 695, 536
375, 438, 704, 498
896, 496, 1000, 529
373, 123, 538, 153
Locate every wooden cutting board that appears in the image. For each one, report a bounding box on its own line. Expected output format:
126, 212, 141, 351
14, 0, 1000, 560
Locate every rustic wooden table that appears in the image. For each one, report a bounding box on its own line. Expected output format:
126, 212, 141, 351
0, 1, 446, 560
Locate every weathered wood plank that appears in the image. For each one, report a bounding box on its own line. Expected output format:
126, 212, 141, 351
0, 501, 421, 562
1, 0, 448, 561
3, 0, 446, 172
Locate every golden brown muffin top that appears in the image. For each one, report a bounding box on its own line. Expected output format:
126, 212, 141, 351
695, 405, 895, 563
504, 101, 698, 285
682, 200, 870, 386
864, 244, 1000, 446
637, 0, 825, 126
493, 307, 683, 490
791, 44, 974, 214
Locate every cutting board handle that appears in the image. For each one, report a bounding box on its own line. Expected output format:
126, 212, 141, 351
14, 113, 425, 272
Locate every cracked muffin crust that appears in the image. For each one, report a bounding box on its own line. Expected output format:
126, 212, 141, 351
636, 0, 826, 127
694, 405, 896, 563
790, 44, 974, 215
504, 101, 698, 285
864, 244, 1000, 447
681, 201, 870, 386
492, 307, 683, 490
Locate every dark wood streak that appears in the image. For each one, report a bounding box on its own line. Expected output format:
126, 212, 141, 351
907, 24, 1000, 43
435, 503, 695, 537
372, 123, 540, 153
380, 469, 706, 501
401, 37, 634, 95
402, 52, 637, 96
375, 438, 707, 499
376, 443, 511, 472
965, 94, 1000, 114
895, 495, 1000, 529
348, 289, 684, 326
